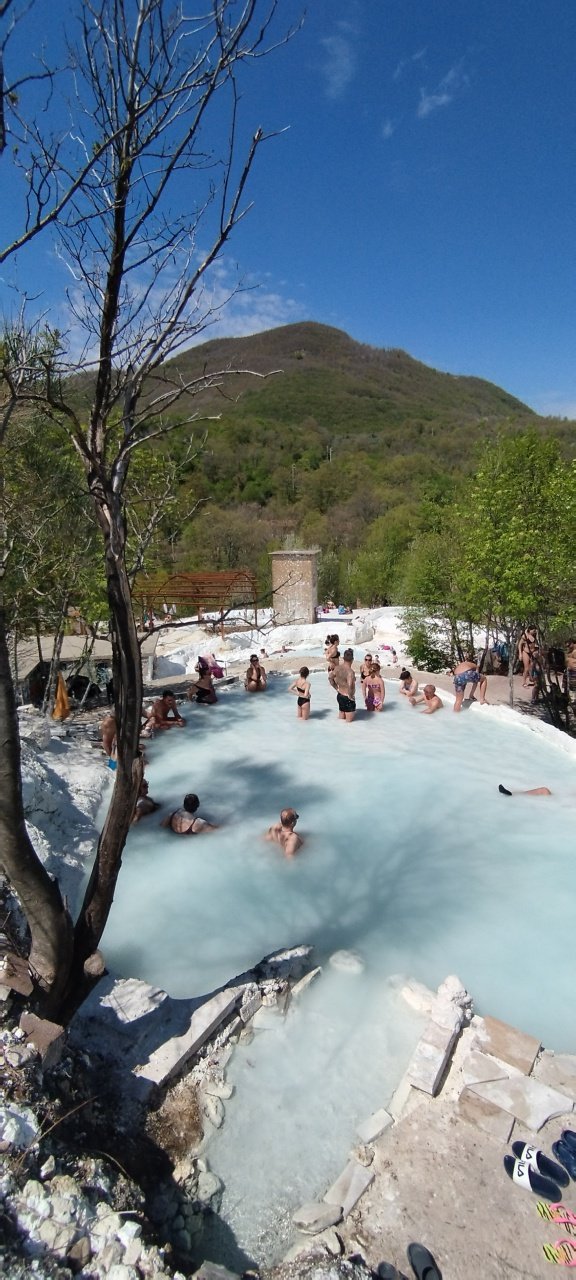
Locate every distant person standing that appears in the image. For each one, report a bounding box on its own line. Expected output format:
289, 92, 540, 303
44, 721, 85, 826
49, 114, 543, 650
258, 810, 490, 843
363, 662, 385, 712
452, 657, 488, 712
289, 667, 311, 720
329, 647, 356, 722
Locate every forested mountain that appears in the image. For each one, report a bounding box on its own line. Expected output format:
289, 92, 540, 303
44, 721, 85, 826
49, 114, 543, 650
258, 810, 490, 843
148, 322, 575, 603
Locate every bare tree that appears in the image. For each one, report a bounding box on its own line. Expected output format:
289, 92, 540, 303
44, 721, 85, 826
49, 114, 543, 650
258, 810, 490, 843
0, 0, 295, 1015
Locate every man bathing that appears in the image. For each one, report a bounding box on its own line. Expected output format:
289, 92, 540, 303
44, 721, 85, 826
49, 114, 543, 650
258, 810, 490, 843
265, 808, 303, 858
329, 647, 356, 722
409, 684, 443, 714
146, 690, 185, 730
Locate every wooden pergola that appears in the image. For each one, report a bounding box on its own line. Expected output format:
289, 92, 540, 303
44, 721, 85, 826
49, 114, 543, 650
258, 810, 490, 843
134, 570, 259, 637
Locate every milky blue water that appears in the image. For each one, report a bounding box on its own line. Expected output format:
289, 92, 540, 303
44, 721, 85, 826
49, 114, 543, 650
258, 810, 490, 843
101, 672, 576, 1262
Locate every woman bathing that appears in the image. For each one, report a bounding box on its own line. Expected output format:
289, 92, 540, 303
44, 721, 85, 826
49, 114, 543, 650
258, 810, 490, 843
289, 667, 311, 720
363, 662, 385, 712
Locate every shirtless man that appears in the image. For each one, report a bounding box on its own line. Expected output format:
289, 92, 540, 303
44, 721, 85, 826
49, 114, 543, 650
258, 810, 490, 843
245, 654, 267, 692
452, 658, 488, 712
161, 793, 218, 834
265, 808, 303, 859
146, 690, 185, 730
329, 647, 356, 722
131, 779, 161, 824
409, 683, 443, 714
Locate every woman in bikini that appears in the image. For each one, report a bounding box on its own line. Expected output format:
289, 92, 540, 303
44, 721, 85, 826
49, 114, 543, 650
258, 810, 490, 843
325, 635, 340, 668
289, 666, 311, 720
188, 658, 217, 704
399, 668, 418, 697
363, 662, 385, 712
161, 793, 218, 834
245, 654, 267, 692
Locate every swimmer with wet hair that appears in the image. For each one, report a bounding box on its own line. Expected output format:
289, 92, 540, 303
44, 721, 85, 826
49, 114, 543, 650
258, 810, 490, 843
265, 808, 303, 858
161, 793, 218, 834
289, 667, 311, 720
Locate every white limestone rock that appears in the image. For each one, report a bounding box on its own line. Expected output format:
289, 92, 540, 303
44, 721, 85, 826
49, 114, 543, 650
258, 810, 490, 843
0, 1103, 39, 1150
292, 1201, 343, 1234
329, 950, 364, 974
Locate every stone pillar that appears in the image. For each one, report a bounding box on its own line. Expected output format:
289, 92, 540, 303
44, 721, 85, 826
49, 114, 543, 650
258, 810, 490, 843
270, 550, 319, 625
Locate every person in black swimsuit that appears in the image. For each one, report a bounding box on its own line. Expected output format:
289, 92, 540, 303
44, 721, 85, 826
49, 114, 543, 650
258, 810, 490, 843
160, 793, 218, 834
289, 667, 311, 720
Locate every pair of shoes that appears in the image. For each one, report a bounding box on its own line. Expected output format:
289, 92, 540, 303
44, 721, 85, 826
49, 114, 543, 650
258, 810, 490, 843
552, 1139, 576, 1180
504, 1141, 568, 1202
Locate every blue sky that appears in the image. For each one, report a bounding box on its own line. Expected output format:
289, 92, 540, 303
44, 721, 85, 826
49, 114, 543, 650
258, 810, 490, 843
1, 0, 575, 416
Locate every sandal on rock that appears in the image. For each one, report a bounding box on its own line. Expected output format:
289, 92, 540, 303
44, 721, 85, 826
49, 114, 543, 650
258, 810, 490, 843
504, 1155, 563, 1202
537, 1202, 576, 1232
543, 1238, 576, 1266
512, 1142, 570, 1189
407, 1243, 442, 1280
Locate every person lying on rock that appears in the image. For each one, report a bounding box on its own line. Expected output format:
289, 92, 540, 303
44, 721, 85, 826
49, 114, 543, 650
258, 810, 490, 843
161, 793, 218, 834
265, 808, 303, 859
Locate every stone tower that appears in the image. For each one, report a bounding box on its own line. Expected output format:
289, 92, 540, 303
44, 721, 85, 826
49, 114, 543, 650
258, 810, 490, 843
270, 549, 319, 625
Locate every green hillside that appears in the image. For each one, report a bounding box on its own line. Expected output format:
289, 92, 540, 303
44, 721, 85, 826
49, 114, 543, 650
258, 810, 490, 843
142, 322, 575, 602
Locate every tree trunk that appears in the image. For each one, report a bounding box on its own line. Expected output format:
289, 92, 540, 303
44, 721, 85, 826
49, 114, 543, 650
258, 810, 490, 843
0, 603, 74, 1008
67, 494, 143, 1009
41, 596, 70, 717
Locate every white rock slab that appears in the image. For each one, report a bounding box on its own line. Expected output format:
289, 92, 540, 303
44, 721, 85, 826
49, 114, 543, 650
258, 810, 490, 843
134, 989, 239, 1085
324, 1160, 374, 1217
461, 1050, 522, 1088
292, 1202, 342, 1234
470, 1075, 574, 1131
356, 1108, 393, 1144
406, 1019, 458, 1096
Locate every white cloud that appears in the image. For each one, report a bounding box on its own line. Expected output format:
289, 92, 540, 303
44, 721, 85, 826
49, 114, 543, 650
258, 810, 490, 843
417, 62, 469, 118
319, 34, 357, 100
393, 47, 426, 82
382, 118, 396, 140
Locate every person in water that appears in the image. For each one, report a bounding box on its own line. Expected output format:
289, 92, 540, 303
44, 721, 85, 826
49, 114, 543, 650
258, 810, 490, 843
145, 690, 185, 730
289, 667, 311, 720
363, 662, 385, 712
131, 779, 161, 824
498, 783, 552, 797
161, 793, 218, 834
409, 684, 443, 714
188, 658, 217, 704
325, 635, 340, 668
265, 808, 303, 859
329, 647, 356, 722
245, 654, 267, 692
360, 653, 373, 682
452, 657, 488, 712
399, 668, 418, 697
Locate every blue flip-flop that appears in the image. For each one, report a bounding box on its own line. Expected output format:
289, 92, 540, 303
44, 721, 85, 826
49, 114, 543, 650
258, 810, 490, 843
407, 1243, 442, 1280
552, 1140, 576, 1180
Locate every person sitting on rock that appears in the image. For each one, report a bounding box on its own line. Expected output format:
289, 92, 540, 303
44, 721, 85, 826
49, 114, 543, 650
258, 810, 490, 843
265, 808, 303, 859
161, 793, 218, 834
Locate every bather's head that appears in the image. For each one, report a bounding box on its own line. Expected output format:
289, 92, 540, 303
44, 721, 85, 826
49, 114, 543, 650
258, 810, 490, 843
343, 648, 354, 663
400, 669, 411, 681
183, 794, 200, 814
280, 808, 299, 829
423, 684, 436, 697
